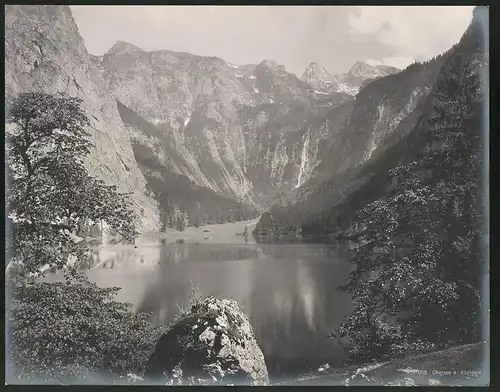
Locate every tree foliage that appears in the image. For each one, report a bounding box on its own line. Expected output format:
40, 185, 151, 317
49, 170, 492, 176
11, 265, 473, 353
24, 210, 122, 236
5, 93, 154, 383
5, 92, 136, 275
332, 13, 486, 365
6, 274, 166, 383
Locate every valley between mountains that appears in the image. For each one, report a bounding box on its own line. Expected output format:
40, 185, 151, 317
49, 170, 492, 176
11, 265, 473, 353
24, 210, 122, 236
5, 4, 442, 235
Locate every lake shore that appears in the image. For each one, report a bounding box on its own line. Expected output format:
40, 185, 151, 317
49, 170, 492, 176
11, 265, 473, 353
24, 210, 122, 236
136, 217, 261, 246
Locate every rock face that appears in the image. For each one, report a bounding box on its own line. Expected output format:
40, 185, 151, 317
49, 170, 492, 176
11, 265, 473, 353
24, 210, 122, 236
4, 5, 160, 232
313, 56, 446, 182
97, 43, 352, 206
256, 7, 486, 237
301, 61, 401, 96
144, 297, 269, 386
294, 55, 446, 194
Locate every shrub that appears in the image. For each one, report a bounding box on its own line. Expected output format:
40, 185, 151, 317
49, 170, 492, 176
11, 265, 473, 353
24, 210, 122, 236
6, 274, 167, 384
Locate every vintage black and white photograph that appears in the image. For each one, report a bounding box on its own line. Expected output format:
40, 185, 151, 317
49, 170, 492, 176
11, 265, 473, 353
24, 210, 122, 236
5, 4, 489, 386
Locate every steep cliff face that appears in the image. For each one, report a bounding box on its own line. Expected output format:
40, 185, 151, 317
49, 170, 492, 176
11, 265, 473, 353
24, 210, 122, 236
301, 61, 400, 96
4, 5, 160, 232
98, 44, 352, 206
117, 100, 259, 226
309, 56, 447, 184
256, 7, 487, 237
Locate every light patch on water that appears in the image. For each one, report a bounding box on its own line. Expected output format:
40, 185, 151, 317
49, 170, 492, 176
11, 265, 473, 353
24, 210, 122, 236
302, 291, 315, 332
297, 260, 316, 332
37, 240, 354, 369
90, 243, 161, 269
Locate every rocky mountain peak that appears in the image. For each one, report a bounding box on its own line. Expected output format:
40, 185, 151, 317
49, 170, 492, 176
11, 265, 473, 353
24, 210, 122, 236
348, 61, 401, 79
300, 62, 347, 95
106, 40, 145, 57
348, 61, 380, 78
300, 60, 402, 97
256, 59, 286, 73
301, 62, 331, 80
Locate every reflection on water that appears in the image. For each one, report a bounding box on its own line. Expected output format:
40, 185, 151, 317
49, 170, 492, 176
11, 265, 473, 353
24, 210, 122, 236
57, 241, 355, 378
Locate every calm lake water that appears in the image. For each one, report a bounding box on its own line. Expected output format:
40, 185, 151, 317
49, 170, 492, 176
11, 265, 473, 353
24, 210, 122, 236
47, 239, 355, 380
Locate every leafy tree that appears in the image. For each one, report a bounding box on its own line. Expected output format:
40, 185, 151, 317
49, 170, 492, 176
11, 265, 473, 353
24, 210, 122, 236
332, 174, 457, 364
333, 149, 483, 364
4, 93, 167, 384
5, 92, 136, 277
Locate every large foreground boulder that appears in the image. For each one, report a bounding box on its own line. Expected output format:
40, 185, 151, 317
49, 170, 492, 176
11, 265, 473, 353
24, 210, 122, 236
144, 297, 269, 385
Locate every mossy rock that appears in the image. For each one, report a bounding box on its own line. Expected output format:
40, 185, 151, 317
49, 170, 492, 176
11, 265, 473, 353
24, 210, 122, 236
144, 296, 269, 386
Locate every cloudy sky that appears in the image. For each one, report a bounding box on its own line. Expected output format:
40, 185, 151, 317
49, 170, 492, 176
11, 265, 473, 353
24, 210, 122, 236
71, 5, 474, 76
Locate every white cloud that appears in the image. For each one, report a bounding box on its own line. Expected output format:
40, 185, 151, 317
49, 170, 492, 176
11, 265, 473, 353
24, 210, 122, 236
349, 6, 474, 61
365, 56, 416, 70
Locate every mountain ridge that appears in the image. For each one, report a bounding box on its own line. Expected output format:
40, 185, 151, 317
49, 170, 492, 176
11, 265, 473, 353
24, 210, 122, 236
301, 60, 401, 96
254, 8, 485, 238
96, 38, 353, 208
5, 5, 466, 233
